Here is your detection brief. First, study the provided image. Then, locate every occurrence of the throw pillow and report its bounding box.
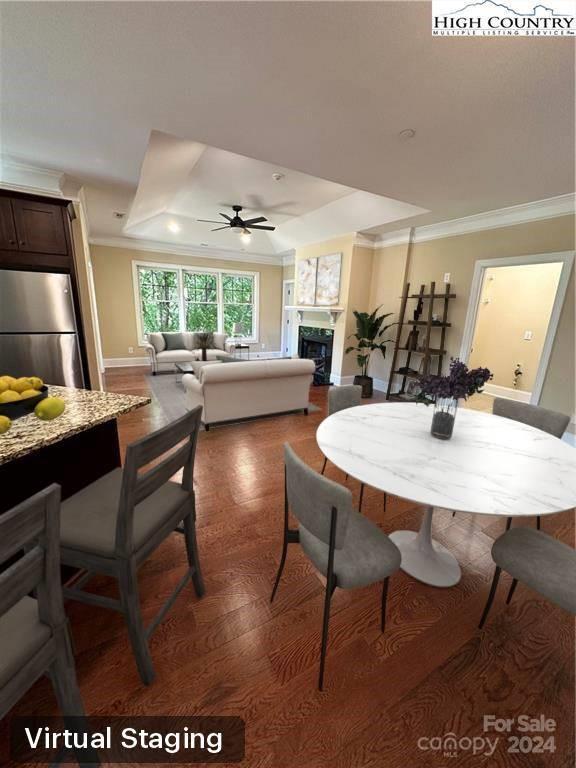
[162,332,186,351]
[147,332,165,353]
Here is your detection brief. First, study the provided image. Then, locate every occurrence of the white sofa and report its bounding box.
[182,358,315,428]
[144,332,234,374]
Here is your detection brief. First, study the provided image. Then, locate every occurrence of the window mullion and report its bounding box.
[217,273,224,334]
[178,268,186,332]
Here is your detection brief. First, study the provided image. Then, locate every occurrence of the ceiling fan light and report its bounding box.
[232,226,243,234]
[240,230,252,244]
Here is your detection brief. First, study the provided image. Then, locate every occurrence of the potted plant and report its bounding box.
[419,359,492,440]
[345,307,394,398]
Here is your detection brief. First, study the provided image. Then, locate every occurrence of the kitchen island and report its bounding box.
[0,386,150,513]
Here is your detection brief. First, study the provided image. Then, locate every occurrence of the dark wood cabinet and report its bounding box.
[0,197,17,249]
[11,198,68,254]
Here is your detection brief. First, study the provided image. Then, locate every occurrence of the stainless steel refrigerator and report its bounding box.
[0,269,85,387]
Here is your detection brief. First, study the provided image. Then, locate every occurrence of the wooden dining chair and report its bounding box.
[479,527,576,629]
[321,385,387,513]
[0,485,98,765]
[272,444,401,690]
[60,408,204,686]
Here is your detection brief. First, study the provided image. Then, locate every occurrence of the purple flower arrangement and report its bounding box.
[419,359,492,403]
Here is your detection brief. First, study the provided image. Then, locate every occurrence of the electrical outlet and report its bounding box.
[443,273,451,283]
[128,346,134,354]
[523,331,533,341]
[261,343,266,350]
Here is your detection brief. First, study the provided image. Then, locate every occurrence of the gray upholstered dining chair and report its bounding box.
[0,485,98,764]
[321,385,387,513]
[271,444,401,690]
[493,398,570,531]
[479,527,576,629]
[60,407,204,686]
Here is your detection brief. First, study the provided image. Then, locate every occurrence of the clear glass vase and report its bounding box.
[431,397,458,440]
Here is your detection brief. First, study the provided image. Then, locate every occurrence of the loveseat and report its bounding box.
[182,358,315,428]
[144,332,234,374]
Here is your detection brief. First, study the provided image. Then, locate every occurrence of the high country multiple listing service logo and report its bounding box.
[432,0,576,35]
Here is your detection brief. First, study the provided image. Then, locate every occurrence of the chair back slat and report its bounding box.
[0,485,64,628]
[284,444,352,549]
[328,385,362,416]
[115,407,202,556]
[133,443,191,506]
[493,399,570,438]
[0,548,44,617]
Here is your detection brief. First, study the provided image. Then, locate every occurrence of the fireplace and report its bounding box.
[298,326,334,385]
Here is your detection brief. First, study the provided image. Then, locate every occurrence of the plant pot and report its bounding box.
[353,375,373,399]
[431,397,458,440]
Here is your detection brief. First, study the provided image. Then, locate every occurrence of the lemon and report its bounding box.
[0,376,16,389]
[0,379,9,394]
[0,415,11,434]
[11,377,33,394]
[20,388,41,399]
[35,396,65,420]
[0,390,21,403]
[29,376,44,390]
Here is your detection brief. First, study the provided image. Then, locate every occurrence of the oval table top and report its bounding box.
[316,402,576,518]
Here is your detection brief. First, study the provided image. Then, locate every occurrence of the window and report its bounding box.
[137,267,180,335]
[184,271,218,332]
[134,262,258,342]
[223,274,254,336]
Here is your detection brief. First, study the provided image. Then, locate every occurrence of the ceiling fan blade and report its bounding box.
[198,219,227,224]
[211,226,231,232]
[241,216,267,226]
[248,225,276,231]
[219,213,233,221]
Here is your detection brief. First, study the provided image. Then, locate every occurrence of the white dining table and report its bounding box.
[316,402,576,588]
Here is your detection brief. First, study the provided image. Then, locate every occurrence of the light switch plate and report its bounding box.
[523,331,533,341]
[443,273,450,283]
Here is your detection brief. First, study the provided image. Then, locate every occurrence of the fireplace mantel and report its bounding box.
[285,306,344,327]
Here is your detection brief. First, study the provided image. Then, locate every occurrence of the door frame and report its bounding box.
[281,279,295,357]
[459,250,574,405]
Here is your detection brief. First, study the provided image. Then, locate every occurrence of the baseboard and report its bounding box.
[329,373,356,385]
[104,356,149,368]
[483,383,531,403]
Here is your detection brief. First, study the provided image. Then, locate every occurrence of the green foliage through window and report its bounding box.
[137,266,256,338]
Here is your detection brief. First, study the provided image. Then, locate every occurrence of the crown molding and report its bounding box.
[281,250,295,266]
[89,236,284,266]
[353,233,378,249]
[0,156,68,198]
[373,194,576,248]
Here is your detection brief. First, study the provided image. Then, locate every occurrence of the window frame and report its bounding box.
[132,260,260,345]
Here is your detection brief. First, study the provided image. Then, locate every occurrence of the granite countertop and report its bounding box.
[0,386,150,465]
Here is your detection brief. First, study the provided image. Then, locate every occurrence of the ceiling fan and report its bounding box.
[197,205,276,235]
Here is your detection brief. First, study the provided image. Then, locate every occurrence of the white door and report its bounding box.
[281,280,295,357]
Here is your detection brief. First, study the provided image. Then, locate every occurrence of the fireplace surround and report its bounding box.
[298,326,333,385]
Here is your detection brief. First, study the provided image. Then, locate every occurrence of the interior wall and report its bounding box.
[369,214,575,416]
[469,262,563,392]
[90,245,283,360]
[341,245,375,377]
[294,234,355,378]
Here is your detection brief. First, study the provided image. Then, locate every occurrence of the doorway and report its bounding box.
[460,252,573,405]
[281,279,296,357]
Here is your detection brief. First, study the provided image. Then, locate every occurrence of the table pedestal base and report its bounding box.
[390,507,461,587]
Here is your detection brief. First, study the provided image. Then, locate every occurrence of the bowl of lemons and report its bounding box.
[0,376,66,434]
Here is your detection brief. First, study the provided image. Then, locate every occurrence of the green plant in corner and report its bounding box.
[345,307,394,398]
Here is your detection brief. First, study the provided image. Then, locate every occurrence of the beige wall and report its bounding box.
[469,263,563,392]
[369,214,575,415]
[295,235,355,378]
[90,245,283,359]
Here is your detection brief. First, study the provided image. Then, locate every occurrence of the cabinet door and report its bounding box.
[0,198,17,249]
[12,198,68,254]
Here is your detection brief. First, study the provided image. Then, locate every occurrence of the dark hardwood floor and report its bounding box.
[3,367,574,767]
